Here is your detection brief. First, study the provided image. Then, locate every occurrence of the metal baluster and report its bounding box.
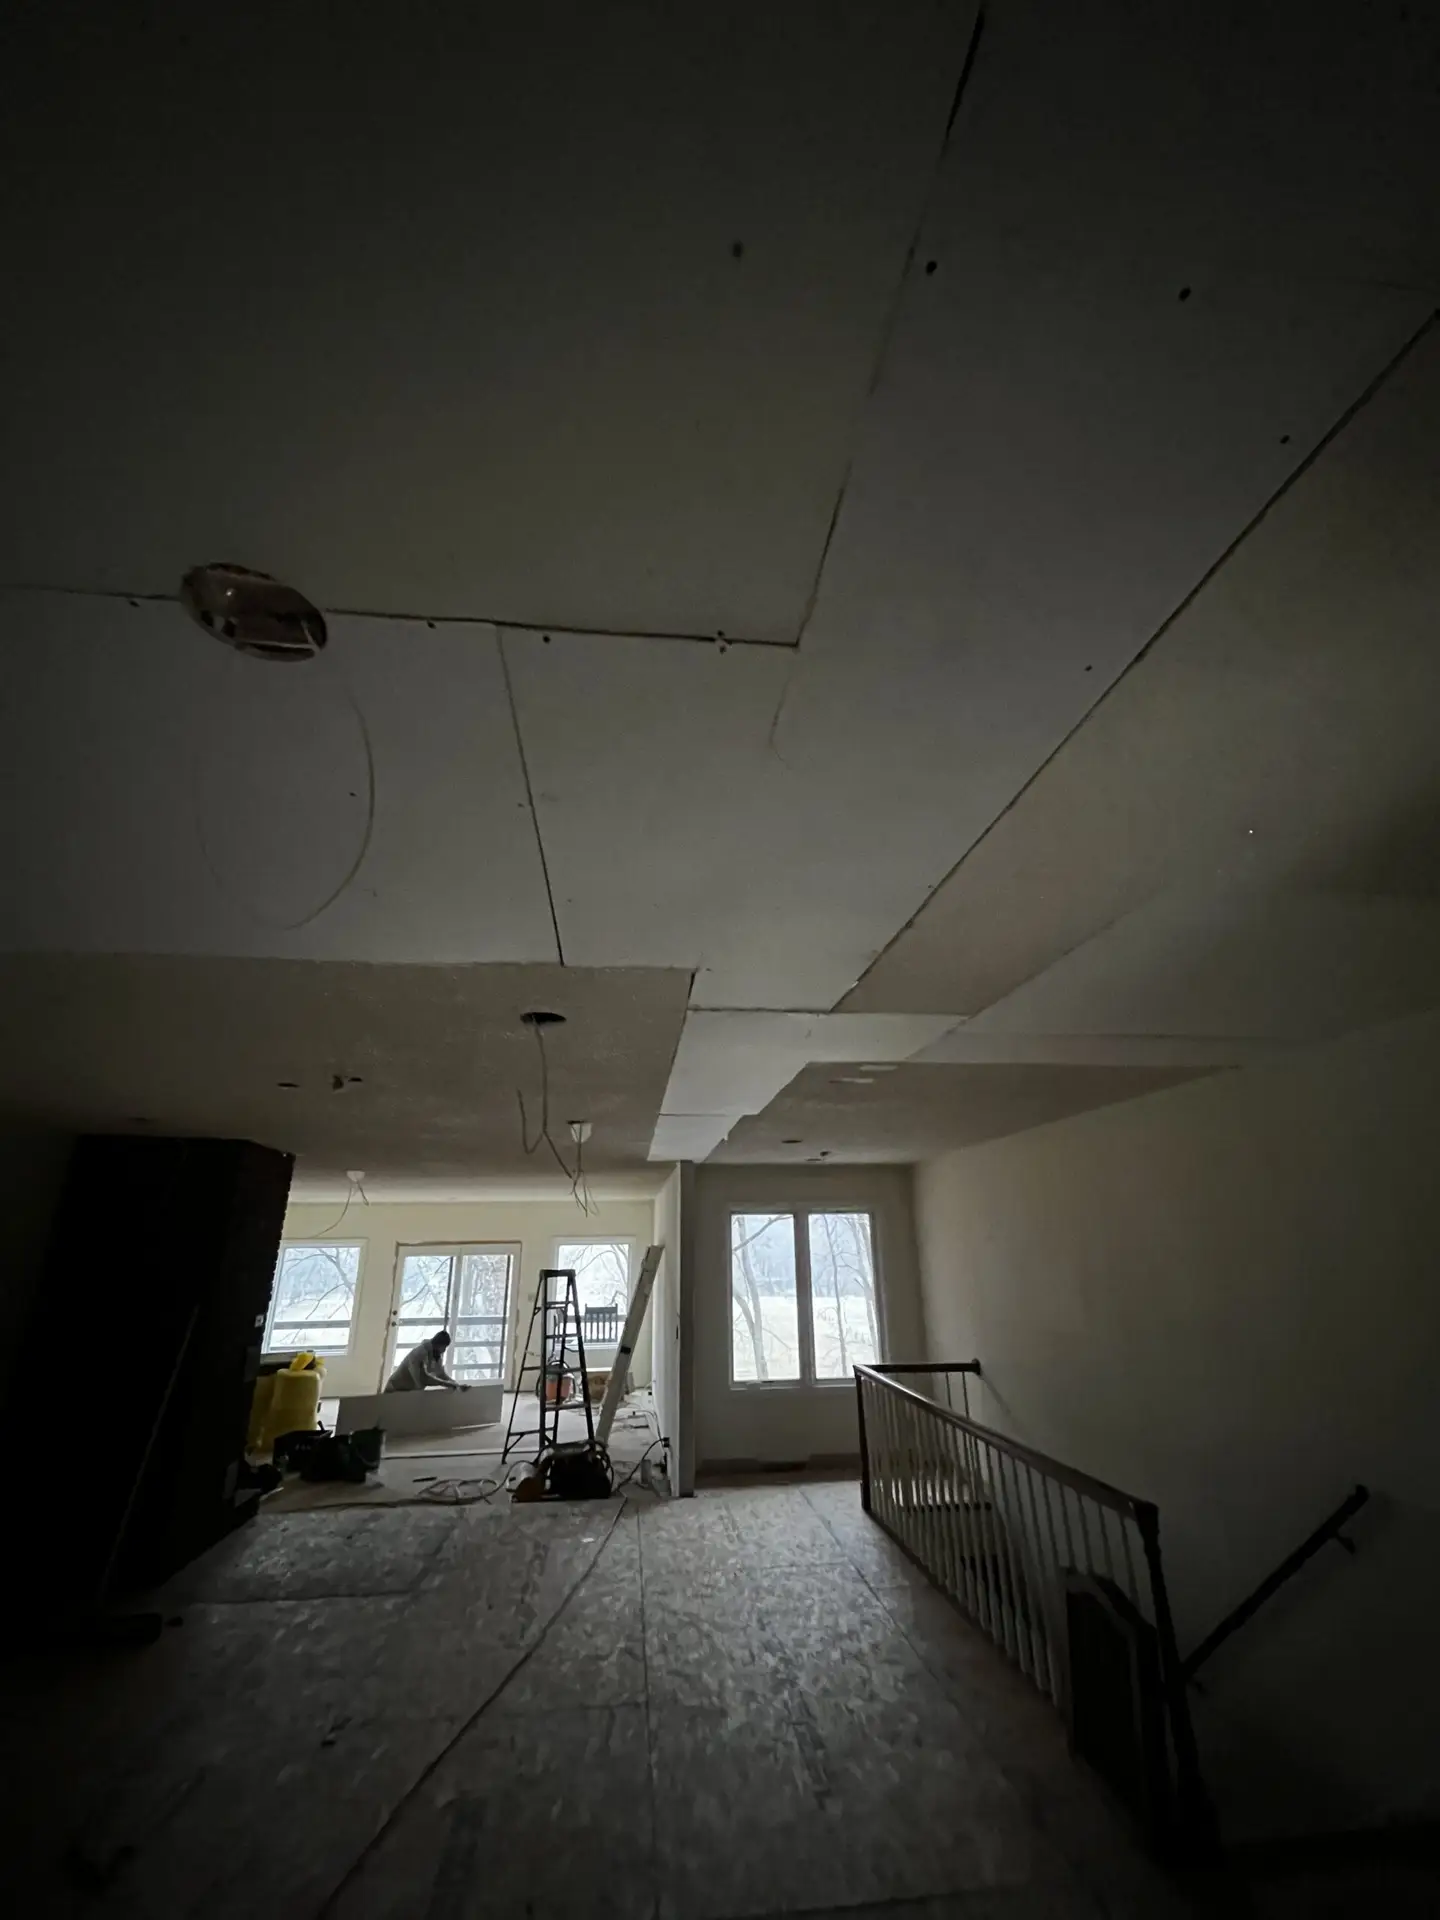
[988,1444,1023,1670]
[1105,1497,1128,1589]
[1074,1488,1099,1584]
[1118,1506,1145,1618]
[960,1425,988,1636]
[996,1449,1038,1681]
[1034,1470,1070,1706]
[1021,1462,1057,1701]
[940,1422,965,1607]
[950,1421,982,1628]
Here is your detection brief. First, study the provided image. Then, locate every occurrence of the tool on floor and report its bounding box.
[503,1267,613,1499]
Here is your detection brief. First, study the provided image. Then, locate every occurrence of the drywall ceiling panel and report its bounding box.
[842,325,1440,1017]
[648,1009,959,1160]
[793,1,1437,1000]
[0,956,692,1183]
[966,886,1440,1045]
[711,1061,1213,1165]
[0,2,972,641]
[910,1031,1285,1070]
[506,631,975,1009]
[0,595,556,961]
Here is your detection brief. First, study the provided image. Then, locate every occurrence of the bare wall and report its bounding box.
[281,1196,657,1399]
[912,1008,1440,1841]
[692,1163,922,1471]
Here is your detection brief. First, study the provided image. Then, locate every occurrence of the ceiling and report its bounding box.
[711,1062,1213,1165]
[1,2,1438,1182]
[0,958,690,1186]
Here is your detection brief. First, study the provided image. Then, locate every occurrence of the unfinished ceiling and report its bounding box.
[711,1062,1214,1165]
[0,958,690,1185]
[1,1,1438,1175]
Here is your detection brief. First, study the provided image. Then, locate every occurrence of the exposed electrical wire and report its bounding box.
[515,1016,596,1215]
[612,1438,666,1491]
[190,617,378,931]
[309,1171,365,1236]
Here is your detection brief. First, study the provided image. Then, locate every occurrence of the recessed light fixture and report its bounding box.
[181,562,326,662]
[830,1075,874,1086]
[861,1064,899,1074]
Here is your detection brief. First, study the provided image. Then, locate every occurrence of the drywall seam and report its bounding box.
[496,631,564,965]
[840,303,1440,1008]
[0,582,786,651]
[767,4,987,751]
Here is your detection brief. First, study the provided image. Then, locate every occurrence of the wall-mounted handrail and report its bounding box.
[1182,1484,1370,1682]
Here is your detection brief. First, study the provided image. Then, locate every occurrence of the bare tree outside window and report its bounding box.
[265,1243,362,1354]
[808,1211,879,1377]
[729,1213,800,1382]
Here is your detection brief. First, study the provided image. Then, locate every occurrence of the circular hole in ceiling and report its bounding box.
[181,563,326,662]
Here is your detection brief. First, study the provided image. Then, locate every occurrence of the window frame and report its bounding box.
[264,1239,366,1359]
[726,1205,883,1392]
[548,1236,637,1349]
[386,1241,520,1385]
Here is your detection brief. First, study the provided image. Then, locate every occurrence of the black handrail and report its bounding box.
[1182,1484,1370,1682]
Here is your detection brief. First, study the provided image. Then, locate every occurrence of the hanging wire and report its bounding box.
[516,1017,596,1216]
[190,614,377,932]
[310,1172,364,1236]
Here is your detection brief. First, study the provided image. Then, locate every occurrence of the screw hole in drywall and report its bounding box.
[1280,434,1291,444]
[731,240,745,259]
[924,259,938,275]
[1178,286,1192,301]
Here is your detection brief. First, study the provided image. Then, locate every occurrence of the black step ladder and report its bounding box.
[502,1268,595,1463]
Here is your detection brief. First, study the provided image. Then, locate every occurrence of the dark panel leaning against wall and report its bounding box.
[2,1135,294,1626]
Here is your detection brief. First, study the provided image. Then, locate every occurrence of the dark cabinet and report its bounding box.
[4,1135,293,1614]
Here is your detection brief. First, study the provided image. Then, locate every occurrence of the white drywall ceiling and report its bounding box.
[0,597,557,962]
[506,2,1436,1019]
[650,1011,958,1163]
[843,326,1440,1030]
[0,1,970,641]
[0,956,691,1185]
[964,886,1440,1046]
[2,3,1438,1173]
[711,1061,1214,1164]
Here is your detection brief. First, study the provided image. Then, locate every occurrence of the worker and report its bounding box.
[384,1329,469,1394]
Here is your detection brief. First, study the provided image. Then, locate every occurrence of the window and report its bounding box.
[265,1243,363,1356]
[554,1240,633,1348]
[388,1245,515,1382]
[729,1209,881,1386]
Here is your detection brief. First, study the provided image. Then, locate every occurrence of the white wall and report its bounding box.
[279,1195,657,1400]
[651,1167,682,1469]
[692,1164,923,1472]
[912,1007,1440,1842]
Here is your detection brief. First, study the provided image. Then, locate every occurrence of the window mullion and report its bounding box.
[794,1208,816,1385]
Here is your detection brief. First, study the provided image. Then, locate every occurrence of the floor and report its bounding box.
[269,1393,665,1511]
[2,1480,1429,1919]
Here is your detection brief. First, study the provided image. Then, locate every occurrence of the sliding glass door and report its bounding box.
[387,1244,517,1383]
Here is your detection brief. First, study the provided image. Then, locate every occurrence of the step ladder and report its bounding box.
[502,1268,594,1463]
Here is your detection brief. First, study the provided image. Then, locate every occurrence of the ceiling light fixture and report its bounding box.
[181,562,327,661]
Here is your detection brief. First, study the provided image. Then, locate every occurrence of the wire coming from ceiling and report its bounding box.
[310,1169,369,1236]
[516,1013,596,1216]
[188,606,378,931]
